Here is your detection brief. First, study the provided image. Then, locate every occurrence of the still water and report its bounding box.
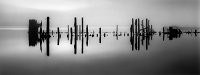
[0,30,199,75]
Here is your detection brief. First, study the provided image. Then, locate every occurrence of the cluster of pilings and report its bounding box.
[56,17,87,54]
[28,19,42,46]
[28,17,200,56]
[160,27,182,41]
[129,18,156,50]
[28,17,158,56]
[159,26,200,41]
[28,17,51,56]
[29,17,200,56]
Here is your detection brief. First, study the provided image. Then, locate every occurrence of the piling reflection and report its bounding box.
[28,17,199,56]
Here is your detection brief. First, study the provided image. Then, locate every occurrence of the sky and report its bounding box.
[0,0,199,31]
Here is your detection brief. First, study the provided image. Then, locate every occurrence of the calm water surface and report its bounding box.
[0,30,199,75]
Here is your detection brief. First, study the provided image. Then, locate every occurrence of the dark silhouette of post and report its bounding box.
[57,27,60,45]
[138,18,140,50]
[130,18,134,51]
[70,27,73,44]
[99,27,102,43]
[135,19,138,35]
[150,25,153,40]
[141,20,144,45]
[145,18,148,50]
[81,17,84,54]
[74,17,77,54]
[132,18,134,50]
[86,25,89,46]
[116,25,118,40]
[163,27,165,41]
[146,19,148,35]
[135,19,138,50]
[147,20,150,46]
[130,23,132,42]
[67,25,69,40]
[46,17,50,56]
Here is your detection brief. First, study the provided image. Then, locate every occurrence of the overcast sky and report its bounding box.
[0,0,199,31]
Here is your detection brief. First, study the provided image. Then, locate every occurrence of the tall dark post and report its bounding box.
[67,25,69,40]
[138,18,140,35]
[47,17,50,36]
[116,25,118,40]
[150,25,153,40]
[141,20,144,45]
[130,25,133,50]
[130,18,134,51]
[146,19,148,35]
[145,18,148,50]
[135,19,138,50]
[135,19,137,35]
[57,27,60,45]
[86,25,88,46]
[81,17,84,54]
[74,17,77,54]
[70,27,73,44]
[46,17,50,56]
[99,27,102,43]
[147,20,150,46]
[133,19,134,36]
[132,18,134,50]
[138,18,140,50]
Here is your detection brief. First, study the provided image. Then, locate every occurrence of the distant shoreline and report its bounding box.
[0,28,28,30]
